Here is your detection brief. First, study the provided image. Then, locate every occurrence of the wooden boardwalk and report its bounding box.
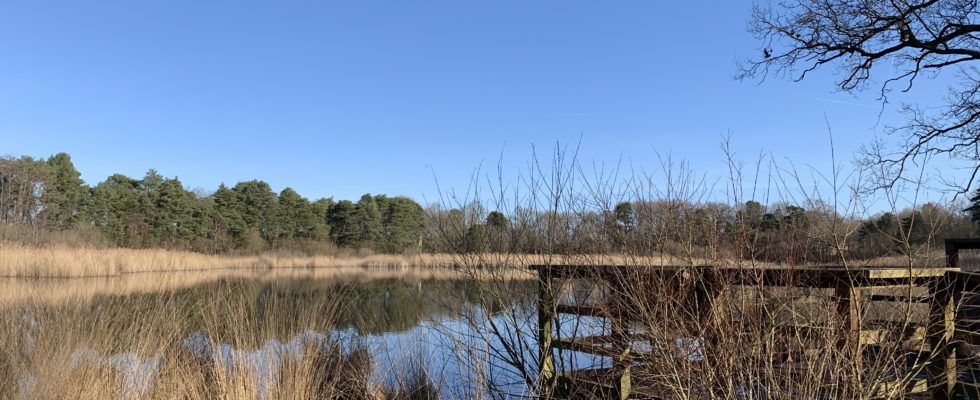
[533,238,980,399]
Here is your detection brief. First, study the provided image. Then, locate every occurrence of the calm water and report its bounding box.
[0,269,581,399]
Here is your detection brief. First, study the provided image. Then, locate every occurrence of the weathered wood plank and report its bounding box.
[529,265,957,288]
[555,303,610,317]
[873,377,929,397]
[859,326,926,346]
[553,335,619,356]
[928,276,958,400]
[836,280,862,384]
[608,272,632,400]
[533,261,971,399]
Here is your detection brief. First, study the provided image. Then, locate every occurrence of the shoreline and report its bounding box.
[0,241,952,279]
[0,242,697,278]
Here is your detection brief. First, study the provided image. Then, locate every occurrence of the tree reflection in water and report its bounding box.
[0,272,537,398]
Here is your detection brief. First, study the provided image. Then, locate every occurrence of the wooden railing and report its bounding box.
[533,238,980,400]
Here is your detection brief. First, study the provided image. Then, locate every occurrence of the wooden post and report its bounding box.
[538,266,556,395]
[608,272,631,400]
[946,240,960,269]
[928,275,957,400]
[835,277,862,385]
[945,238,980,268]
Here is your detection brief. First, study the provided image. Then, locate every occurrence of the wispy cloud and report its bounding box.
[813,97,878,108]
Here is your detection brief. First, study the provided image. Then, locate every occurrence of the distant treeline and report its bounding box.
[1,152,979,261]
[441,198,978,262]
[0,153,425,253]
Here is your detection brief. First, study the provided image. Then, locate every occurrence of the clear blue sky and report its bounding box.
[0,1,961,206]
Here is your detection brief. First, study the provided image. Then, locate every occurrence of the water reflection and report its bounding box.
[0,270,537,399]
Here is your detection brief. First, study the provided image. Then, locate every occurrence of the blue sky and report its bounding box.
[0,1,962,206]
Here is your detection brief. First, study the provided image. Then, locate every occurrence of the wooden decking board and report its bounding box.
[553,335,647,359]
[536,240,980,399]
[872,377,929,397]
[867,293,932,303]
[556,303,612,317]
[860,326,927,346]
[531,264,957,289]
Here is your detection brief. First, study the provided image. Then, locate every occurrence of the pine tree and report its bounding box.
[89,174,143,246]
[275,188,324,241]
[741,201,765,229]
[379,196,425,252]
[310,198,334,240]
[232,180,278,242]
[328,200,359,247]
[43,153,87,229]
[614,202,636,231]
[464,224,490,253]
[213,184,249,249]
[353,194,382,248]
[186,196,217,250]
[901,210,930,246]
[150,178,193,246]
[967,189,980,235]
[486,211,509,230]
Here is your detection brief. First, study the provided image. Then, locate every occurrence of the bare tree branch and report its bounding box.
[739,0,980,193]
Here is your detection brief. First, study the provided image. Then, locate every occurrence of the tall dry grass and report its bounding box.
[0,275,442,400]
[0,242,722,278]
[0,242,453,277]
[425,140,976,399]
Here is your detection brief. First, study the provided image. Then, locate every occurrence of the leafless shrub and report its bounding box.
[433,138,971,398]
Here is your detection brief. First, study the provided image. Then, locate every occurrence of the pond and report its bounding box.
[0,268,584,399]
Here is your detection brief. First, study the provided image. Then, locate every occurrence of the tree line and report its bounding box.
[2,152,979,261]
[0,153,425,254]
[422,197,980,263]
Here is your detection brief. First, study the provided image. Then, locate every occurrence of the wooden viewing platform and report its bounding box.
[533,238,980,400]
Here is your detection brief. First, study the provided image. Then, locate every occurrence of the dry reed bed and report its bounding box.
[0,275,413,400]
[0,242,708,278]
[0,243,455,277]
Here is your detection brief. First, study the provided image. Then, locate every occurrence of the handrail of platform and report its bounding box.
[534,238,980,399]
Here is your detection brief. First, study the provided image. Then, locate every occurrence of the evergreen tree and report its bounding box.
[783,206,809,230]
[308,197,333,240]
[353,194,382,248]
[378,196,425,253]
[43,153,87,228]
[275,188,326,241]
[485,210,510,252]
[328,200,359,247]
[142,169,165,193]
[741,201,765,229]
[89,174,144,246]
[614,202,636,231]
[968,189,980,235]
[464,224,490,253]
[213,183,249,249]
[901,210,930,246]
[311,198,334,235]
[149,178,194,246]
[186,195,218,250]
[761,213,781,230]
[232,180,278,241]
[274,188,302,241]
[486,211,509,230]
